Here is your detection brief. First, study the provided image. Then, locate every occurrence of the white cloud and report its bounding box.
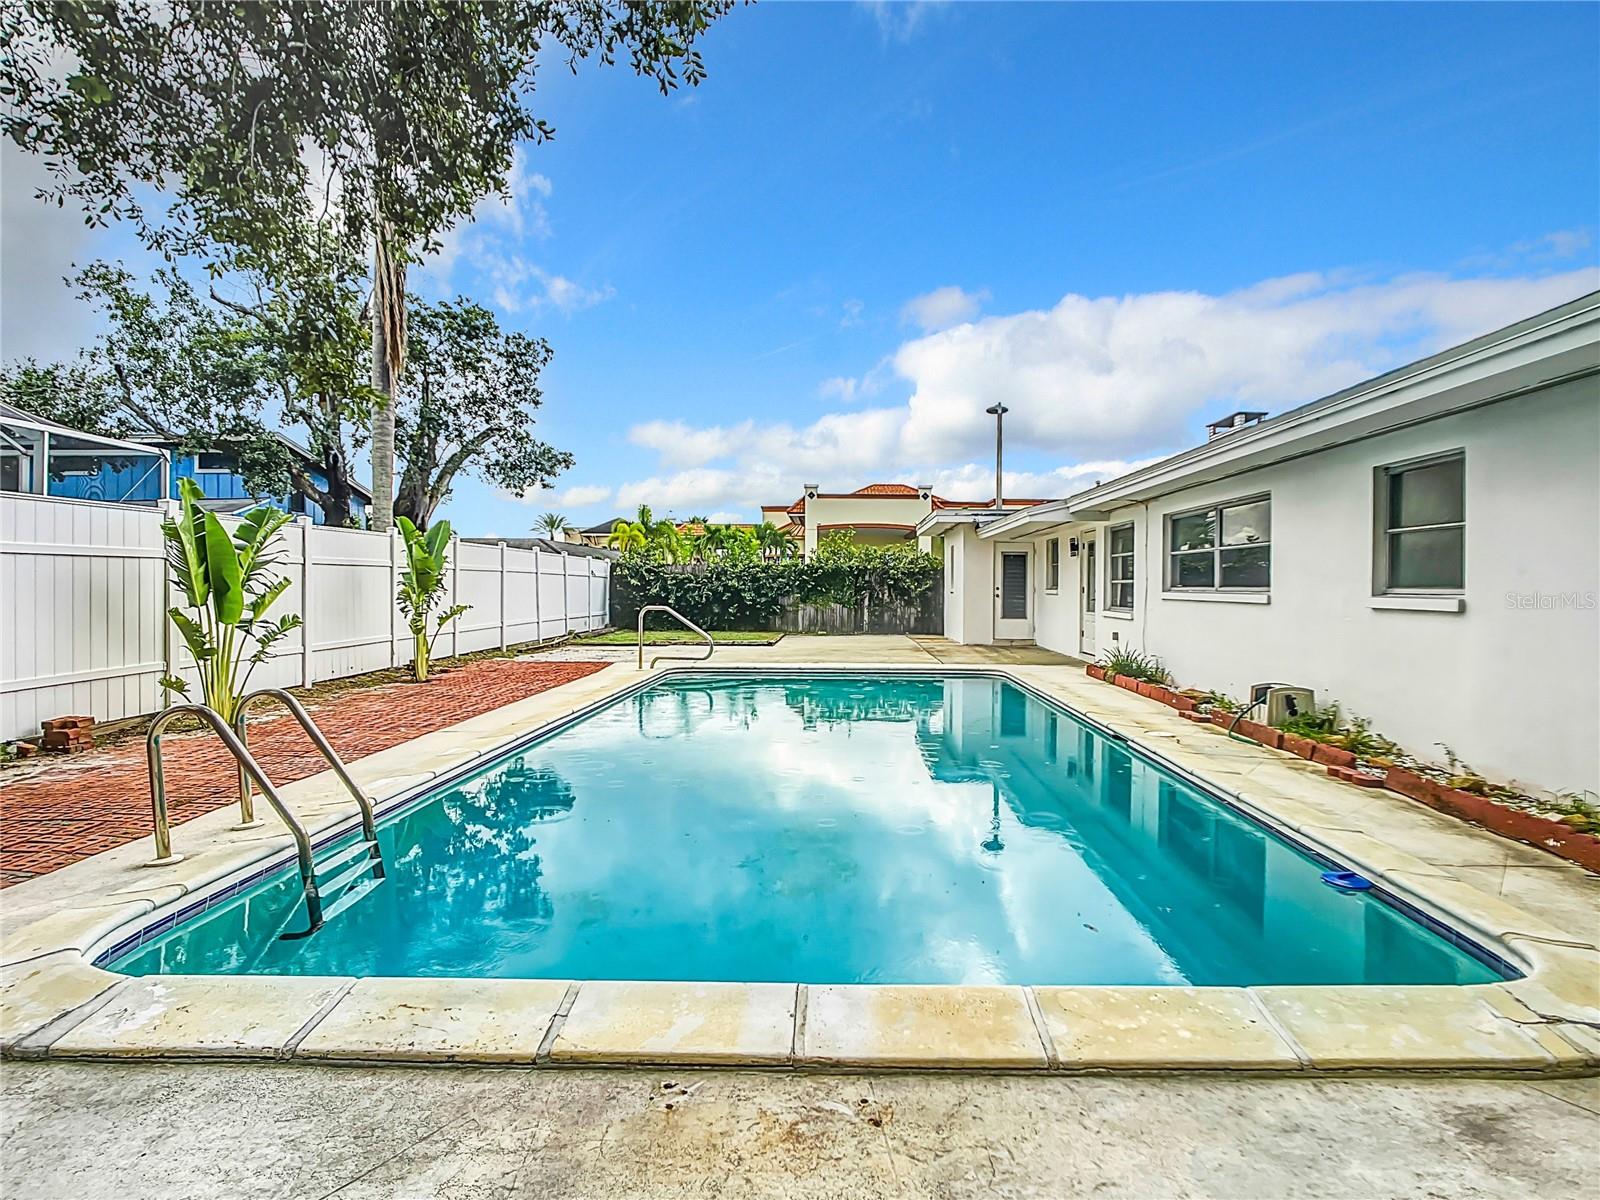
[1511,229,1591,261]
[840,297,865,328]
[414,151,610,314]
[559,484,612,507]
[606,262,1598,519]
[900,285,988,333]
[507,482,614,509]
[892,267,1598,462]
[862,0,945,42]
[483,255,613,315]
[629,419,754,468]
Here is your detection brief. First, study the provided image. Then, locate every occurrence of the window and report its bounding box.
[1378,452,1464,592]
[47,454,99,477]
[195,450,238,473]
[1167,496,1270,590]
[1108,523,1134,609]
[1045,538,1060,592]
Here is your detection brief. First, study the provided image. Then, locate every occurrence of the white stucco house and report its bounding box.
[922,290,1600,794]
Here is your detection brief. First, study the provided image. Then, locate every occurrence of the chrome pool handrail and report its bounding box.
[234,687,380,845]
[637,604,715,670]
[143,702,325,932]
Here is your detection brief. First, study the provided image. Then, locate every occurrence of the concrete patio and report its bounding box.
[4,1060,1597,1199]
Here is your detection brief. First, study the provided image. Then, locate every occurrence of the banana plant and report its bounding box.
[396,516,470,682]
[159,477,303,722]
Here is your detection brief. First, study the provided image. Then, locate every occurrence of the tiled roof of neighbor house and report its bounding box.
[582,518,627,534]
[851,482,920,495]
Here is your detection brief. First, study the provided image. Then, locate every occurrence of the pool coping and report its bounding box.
[2,660,1596,1076]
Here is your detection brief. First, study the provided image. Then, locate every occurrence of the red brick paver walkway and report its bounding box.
[0,659,608,887]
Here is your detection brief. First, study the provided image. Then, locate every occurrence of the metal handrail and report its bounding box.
[234,688,381,847]
[144,703,325,931]
[637,604,715,670]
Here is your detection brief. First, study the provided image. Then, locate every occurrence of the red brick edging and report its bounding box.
[1084,663,1600,873]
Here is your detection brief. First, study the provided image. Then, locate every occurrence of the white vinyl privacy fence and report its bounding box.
[0,493,609,741]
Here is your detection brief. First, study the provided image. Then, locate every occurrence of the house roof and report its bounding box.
[851,482,920,496]
[581,518,628,534]
[464,537,620,559]
[126,429,373,501]
[972,287,1600,542]
[0,401,174,461]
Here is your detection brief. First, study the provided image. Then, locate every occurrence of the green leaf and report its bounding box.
[158,674,190,696]
[66,73,112,103]
[203,512,245,624]
[249,575,292,620]
[168,608,215,661]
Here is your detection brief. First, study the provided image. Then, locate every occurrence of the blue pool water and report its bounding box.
[111,675,1505,986]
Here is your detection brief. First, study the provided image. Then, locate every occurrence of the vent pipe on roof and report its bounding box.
[1206,411,1268,441]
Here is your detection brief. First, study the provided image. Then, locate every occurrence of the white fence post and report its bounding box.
[562,551,571,636]
[299,517,314,688]
[446,534,459,659]
[498,540,508,652]
[532,547,543,643]
[388,527,401,668]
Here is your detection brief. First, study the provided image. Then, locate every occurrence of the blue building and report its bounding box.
[0,404,370,525]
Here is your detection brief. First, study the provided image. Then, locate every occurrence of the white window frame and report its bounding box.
[1374,449,1465,595]
[193,450,238,474]
[1164,493,1271,594]
[1045,537,1060,593]
[1107,522,1135,611]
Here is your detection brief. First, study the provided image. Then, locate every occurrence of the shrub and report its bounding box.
[611,531,941,630]
[1097,646,1170,685]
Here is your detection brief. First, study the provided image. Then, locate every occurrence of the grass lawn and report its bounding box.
[575,629,781,645]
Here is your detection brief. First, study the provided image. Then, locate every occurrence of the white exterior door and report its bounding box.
[1078,536,1097,657]
[994,546,1034,640]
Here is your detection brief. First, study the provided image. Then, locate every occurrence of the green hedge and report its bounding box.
[611,535,941,630]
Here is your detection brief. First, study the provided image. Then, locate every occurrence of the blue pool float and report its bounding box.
[1321,870,1373,891]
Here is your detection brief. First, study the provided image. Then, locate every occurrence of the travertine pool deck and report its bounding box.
[2,638,1596,1075]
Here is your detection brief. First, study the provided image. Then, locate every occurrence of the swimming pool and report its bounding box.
[109,673,1506,987]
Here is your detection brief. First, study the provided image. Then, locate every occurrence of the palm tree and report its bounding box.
[535,512,573,540]
[756,521,797,561]
[606,519,648,555]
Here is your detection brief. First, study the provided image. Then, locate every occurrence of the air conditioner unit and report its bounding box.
[1250,682,1315,727]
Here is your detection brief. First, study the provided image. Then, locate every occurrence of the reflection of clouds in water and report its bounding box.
[116,676,1502,988]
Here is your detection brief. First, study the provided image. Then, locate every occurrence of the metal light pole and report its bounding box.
[985,402,1009,507]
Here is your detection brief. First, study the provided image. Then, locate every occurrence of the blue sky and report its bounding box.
[3,2,1597,533]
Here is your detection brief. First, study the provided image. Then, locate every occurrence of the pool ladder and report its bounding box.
[637,604,715,669]
[144,688,385,940]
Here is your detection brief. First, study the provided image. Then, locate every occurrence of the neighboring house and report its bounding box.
[578,518,628,548]
[1,402,172,500]
[774,482,1045,557]
[923,291,1600,793]
[5,415,371,525]
[465,537,619,560]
